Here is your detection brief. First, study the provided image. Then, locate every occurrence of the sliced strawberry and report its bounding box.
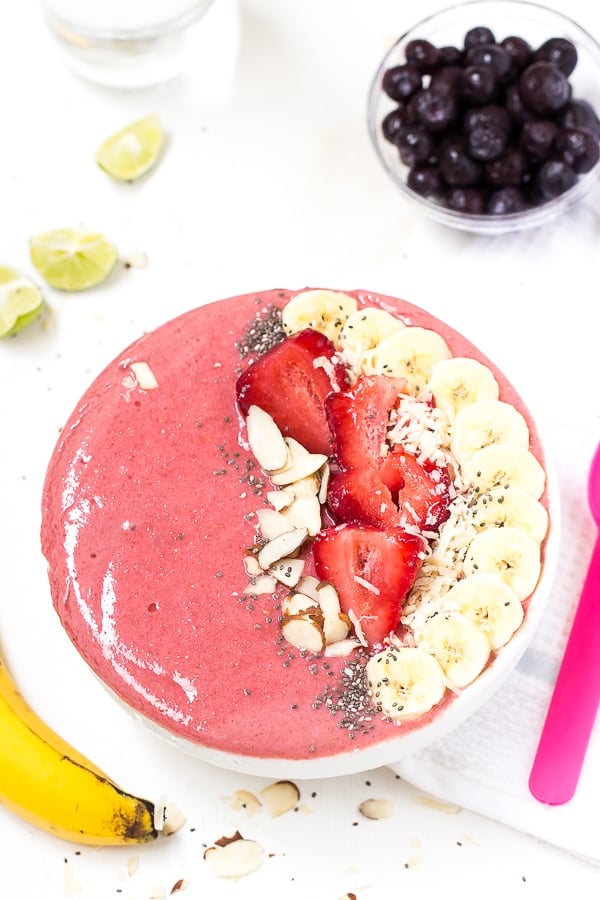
[380,447,451,531]
[236,329,347,455]
[327,467,398,528]
[326,374,404,470]
[313,524,425,648]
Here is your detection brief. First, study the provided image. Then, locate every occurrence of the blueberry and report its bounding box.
[464,26,495,49]
[484,146,529,187]
[412,87,458,132]
[558,99,600,139]
[429,65,463,95]
[487,186,527,214]
[520,120,559,164]
[467,122,508,161]
[554,127,600,173]
[531,159,577,201]
[405,38,441,72]
[396,124,436,166]
[439,45,464,66]
[407,165,443,196]
[505,83,535,124]
[464,104,512,137]
[459,65,498,104]
[439,136,482,186]
[500,35,532,71]
[382,64,422,101]
[533,37,578,77]
[445,187,487,213]
[381,106,410,143]
[465,43,513,84]
[519,61,571,115]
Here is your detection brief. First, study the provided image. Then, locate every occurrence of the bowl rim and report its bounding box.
[366,0,600,233]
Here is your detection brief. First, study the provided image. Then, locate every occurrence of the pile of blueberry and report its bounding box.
[380,25,600,215]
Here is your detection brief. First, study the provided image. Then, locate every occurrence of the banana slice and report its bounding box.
[460,444,546,500]
[365,646,446,721]
[339,307,404,369]
[417,612,491,689]
[473,485,549,543]
[445,572,524,650]
[463,526,541,601]
[281,289,358,346]
[450,400,530,465]
[369,326,452,395]
[428,357,500,421]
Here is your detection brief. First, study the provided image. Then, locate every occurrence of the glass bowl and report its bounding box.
[367,0,600,234]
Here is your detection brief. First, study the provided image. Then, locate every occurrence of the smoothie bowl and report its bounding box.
[41,288,557,778]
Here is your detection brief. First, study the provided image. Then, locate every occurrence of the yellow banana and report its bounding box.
[0,654,159,846]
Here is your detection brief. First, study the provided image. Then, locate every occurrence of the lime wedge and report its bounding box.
[29,229,117,291]
[95,115,164,182]
[0,266,44,337]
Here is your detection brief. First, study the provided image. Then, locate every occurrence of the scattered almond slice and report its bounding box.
[204,835,264,879]
[295,575,322,603]
[289,473,320,498]
[243,575,278,596]
[246,405,288,472]
[324,612,351,645]
[269,557,305,587]
[229,790,262,816]
[256,507,295,541]
[282,592,319,616]
[243,554,262,577]
[257,528,308,570]
[281,614,325,653]
[359,798,393,820]
[281,494,322,536]
[316,582,341,617]
[266,489,295,511]
[324,638,362,657]
[161,802,187,836]
[259,780,300,818]
[169,879,188,895]
[270,439,328,485]
[130,361,159,390]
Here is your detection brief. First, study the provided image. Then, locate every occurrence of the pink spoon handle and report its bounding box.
[529,532,600,804]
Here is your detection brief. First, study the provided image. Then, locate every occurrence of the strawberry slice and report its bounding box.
[313,524,425,647]
[236,329,347,455]
[380,447,451,531]
[326,374,405,470]
[327,467,398,528]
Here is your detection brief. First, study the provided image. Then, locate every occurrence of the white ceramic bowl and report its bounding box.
[367,0,600,234]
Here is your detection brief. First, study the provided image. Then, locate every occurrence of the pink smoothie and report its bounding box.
[41,288,549,764]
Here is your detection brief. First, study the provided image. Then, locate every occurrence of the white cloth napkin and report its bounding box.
[390,422,600,865]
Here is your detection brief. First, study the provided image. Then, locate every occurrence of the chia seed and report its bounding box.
[235,305,286,359]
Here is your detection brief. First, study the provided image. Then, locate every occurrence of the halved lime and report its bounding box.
[29,229,117,292]
[95,115,164,182]
[0,266,45,337]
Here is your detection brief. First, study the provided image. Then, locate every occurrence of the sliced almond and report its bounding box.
[281,614,325,653]
[324,612,351,645]
[243,575,277,596]
[295,575,322,603]
[318,462,330,504]
[256,508,295,542]
[229,790,262,816]
[283,591,319,616]
[130,361,159,390]
[269,557,305,587]
[281,495,322,536]
[316,582,341,617]
[257,528,308,570]
[246,405,288,472]
[161,803,187,836]
[324,638,361,657]
[266,489,295,511]
[259,780,300,818]
[290,473,320,498]
[204,838,264,879]
[243,554,262,577]
[358,798,393,820]
[270,439,328,486]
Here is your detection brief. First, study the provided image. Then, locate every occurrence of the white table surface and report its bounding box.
[2,0,600,896]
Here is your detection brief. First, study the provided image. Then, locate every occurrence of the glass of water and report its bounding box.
[41,0,218,88]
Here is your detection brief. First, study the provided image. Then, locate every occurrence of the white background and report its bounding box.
[1,0,600,896]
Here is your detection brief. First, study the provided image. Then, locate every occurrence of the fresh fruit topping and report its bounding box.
[473,485,549,543]
[29,228,117,291]
[339,307,405,369]
[366,645,446,720]
[368,326,451,394]
[95,115,164,182]
[463,525,541,601]
[236,329,347,455]
[443,572,524,650]
[327,467,397,528]
[379,447,451,530]
[313,525,425,647]
[326,374,404,470]
[428,356,500,421]
[417,612,491,689]
[0,266,44,338]
[450,398,530,465]
[460,444,546,498]
[281,289,358,346]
